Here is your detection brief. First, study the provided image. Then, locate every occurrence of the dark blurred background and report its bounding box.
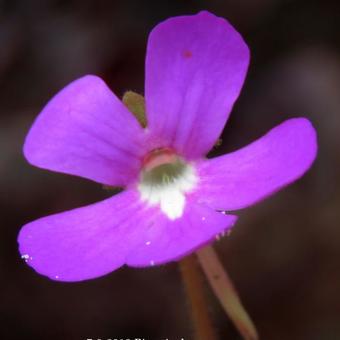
[1,1,339,339]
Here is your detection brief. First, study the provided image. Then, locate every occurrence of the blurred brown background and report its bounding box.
[1,0,339,339]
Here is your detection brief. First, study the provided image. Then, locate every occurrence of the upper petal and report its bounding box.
[145,11,249,158]
[193,118,317,211]
[24,75,147,186]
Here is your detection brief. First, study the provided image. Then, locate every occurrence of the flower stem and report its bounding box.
[196,245,259,340]
[179,254,217,340]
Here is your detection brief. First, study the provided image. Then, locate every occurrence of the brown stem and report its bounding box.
[179,254,218,340]
[196,245,259,340]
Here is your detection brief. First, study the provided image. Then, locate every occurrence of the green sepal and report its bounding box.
[102,185,123,194]
[122,91,147,128]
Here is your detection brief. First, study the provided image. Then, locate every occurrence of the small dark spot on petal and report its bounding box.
[182,50,193,58]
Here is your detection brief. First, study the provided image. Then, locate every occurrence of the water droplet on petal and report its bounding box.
[55,275,59,279]
[150,260,155,266]
[201,216,206,221]
[21,254,30,262]
[145,241,151,246]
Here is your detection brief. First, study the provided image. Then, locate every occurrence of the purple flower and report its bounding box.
[18,11,317,282]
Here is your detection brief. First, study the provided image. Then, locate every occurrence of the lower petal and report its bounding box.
[126,198,237,267]
[18,190,236,281]
[18,190,144,282]
[193,118,317,211]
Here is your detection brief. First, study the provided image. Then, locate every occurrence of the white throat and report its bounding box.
[138,150,197,220]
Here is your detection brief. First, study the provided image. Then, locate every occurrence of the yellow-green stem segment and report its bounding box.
[179,255,217,340]
[196,245,259,340]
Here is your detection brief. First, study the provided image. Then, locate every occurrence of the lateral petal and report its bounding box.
[193,118,317,210]
[24,75,147,186]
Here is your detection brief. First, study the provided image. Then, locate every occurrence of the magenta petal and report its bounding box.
[18,190,147,282]
[145,11,249,158]
[24,75,147,186]
[193,118,317,211]
[18,189,236,281]
[126,199,237,267]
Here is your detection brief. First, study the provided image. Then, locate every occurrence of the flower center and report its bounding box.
[138,148,197,220]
